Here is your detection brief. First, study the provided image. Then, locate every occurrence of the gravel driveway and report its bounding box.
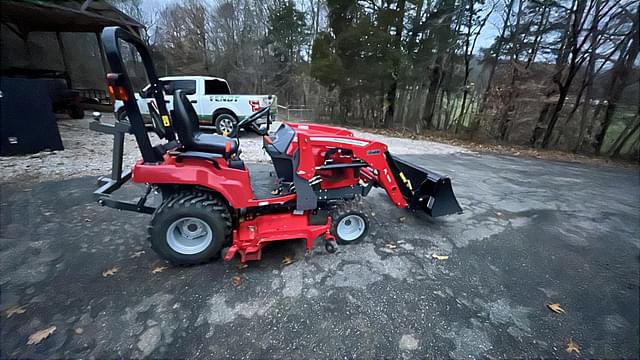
[1,116,638,358]
[0,114,467,183]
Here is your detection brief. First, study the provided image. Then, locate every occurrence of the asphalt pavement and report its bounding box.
[1,152,638,358]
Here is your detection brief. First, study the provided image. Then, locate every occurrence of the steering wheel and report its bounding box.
[237,107,271,136]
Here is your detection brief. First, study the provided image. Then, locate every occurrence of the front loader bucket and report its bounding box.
[386,153,462,217]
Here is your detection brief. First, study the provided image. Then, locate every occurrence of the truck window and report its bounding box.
[205,79,231,95]
[162,80,196,95]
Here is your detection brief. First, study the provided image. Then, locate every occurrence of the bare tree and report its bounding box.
[455,0,495,133]
[594,10,639,154]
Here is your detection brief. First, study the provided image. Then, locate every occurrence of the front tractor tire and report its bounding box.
[148,191,231,266]
[330,204,369,245]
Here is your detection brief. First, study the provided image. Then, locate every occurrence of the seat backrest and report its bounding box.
[172,89,200,148]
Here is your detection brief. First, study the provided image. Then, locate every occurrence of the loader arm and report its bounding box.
[294,131,462,217]
[295,132,408,208]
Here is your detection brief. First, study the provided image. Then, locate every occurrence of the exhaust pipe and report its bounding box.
[386,153,462,217]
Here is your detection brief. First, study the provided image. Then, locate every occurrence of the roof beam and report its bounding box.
[27,1,139,27]
[80,0,94,12]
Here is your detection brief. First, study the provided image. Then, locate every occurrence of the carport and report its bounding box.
[1,0,143,104]
[0,0,143,155]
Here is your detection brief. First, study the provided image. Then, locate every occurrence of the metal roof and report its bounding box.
[0,0,143,35]
[160,76,228,82]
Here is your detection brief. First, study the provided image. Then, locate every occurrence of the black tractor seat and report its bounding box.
[172,90,239,156]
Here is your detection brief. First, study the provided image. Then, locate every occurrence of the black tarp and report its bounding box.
[1,77,64,156]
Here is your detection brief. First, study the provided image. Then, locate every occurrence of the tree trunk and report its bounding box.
[422,63,443,130]
[609,111,640,158]
[540,85,570,147]
[455,0,474,133]
[525,3,550,69]
[436,88,446,130]
[572,6,600,151]
[539,0,588,148]
[496,0,526,140]
[594,17,639,154]
[444,91,453,130]
[498,62,518,141]
[478,0,514,115]
[384,0,406,129]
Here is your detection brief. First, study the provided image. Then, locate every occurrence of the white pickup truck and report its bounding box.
[114,76,275,136]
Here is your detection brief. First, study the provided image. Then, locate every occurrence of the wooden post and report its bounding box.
[96,31,109,75]
[55,31,72,88]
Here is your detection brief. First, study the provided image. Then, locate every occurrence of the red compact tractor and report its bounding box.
[92,27,461,265]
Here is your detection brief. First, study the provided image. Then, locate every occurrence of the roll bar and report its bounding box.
[101,26,175,163]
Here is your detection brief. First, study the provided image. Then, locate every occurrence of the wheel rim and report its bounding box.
[336,214,366,242]
[166,217,213,255]
[219,117,234,134]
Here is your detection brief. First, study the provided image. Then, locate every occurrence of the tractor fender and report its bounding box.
[131,159,254,209]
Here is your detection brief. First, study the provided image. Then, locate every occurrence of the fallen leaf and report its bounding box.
[74,328,84,335]
[546,303,566,314]
[5,305,27,318]
[566,338,580,354]
[432,254,449,261]
[232,275,242,287]
[384,243,397,250]
[282,256,295,266]
[27,326,56,345]
[237,263,248,270]
[130,250,145,259]
[371,212,376,216]
[398,216,406,223]
[151,266,168,274]
[102,266,120,277]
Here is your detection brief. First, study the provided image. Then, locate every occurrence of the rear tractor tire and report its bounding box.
[330,204,369,245]
[148,190,232,266]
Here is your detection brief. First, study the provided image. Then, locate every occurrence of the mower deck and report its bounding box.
[225,212,335,262]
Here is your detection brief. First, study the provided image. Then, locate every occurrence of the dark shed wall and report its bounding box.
[1,26,105,90]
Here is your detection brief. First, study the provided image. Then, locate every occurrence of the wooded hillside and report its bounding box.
[111,0,639,159]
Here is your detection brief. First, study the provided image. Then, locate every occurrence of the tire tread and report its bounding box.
[147,189,232,265]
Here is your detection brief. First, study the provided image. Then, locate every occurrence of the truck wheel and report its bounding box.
[215,113,238,137]
[330,204,369,245]
[67,105,84,119]
[116,108,128,122]
[148,190,232,265]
